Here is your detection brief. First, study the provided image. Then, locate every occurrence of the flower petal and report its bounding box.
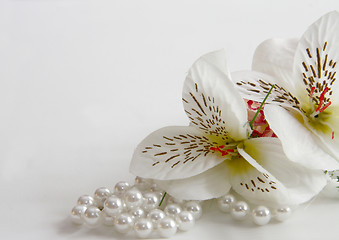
[183,49,249,141]
[264,104,339,170]
[252,38,298,87]
[232,70,303,113]
[155,162,231,200]
[239,138,328,206]
[293,11,339,105]
[129,126,225,180]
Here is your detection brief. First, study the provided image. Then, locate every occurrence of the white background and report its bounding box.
[1,0,339,239]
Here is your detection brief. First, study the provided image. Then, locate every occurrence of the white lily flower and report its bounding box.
[130,50,327,206]
[232,12,339,171]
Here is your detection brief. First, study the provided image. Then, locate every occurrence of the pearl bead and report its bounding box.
[102,213,115,226]
[94,187,111,207]
[252,206,271,225]
[143,192,159,211]
[130,207,146,219]
[231,201,249,221]
[183,201,202,219]
[83,206,102,227]
[114,213,134,234]
[164,204,181,218]
[71,205,87,224]
[77,195,95,206]
[175,211,195,231]
[157,217,177,238]
[274,207,292,222]
[217,194,235,213]
[104,195,123,216]
[114,181,131,196]
[134,218,153,238]
[124,188,144,209]
[147,209,166,227]
[135,176,151,191]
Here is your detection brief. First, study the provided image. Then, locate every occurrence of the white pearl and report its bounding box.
[183,201,202,219]
[134,218,153,238]
[274,207,292,222]
[114,181,131,196]
[217,194,235,213]
[130,207,146,219]
[252,206,271,225]
[231,201,249,221]
[157,217,177,238]
[104,195,123,216]
[143,192,160,211]
[135,176,151,191]
[83,206,102,227]
[147,209,166,227]
[150,183,162,193]
[164,204,181,218]
[124,188,144,210]
[94,187,111,208]
[102,213,115,226]
[71,205,87,224]
[77,195,95,206]
[114,213,134,234]
[175,211,195,231]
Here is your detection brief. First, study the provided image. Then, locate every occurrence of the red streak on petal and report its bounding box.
[310,87,316,98]
[332,131,335,140]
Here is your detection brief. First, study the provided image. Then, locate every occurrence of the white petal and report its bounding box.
[232,70,303,111]
[129,126,225,180]
[252,38,298,88]
[155,162,231,200]
[183,49,249,141]
[239,138,328,206]
[293,11,339,104]
[264,104,339,170]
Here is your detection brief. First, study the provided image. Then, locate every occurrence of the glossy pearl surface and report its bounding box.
[130,207,146,219]
[183,201,202,219]
[217,194,235,213]
[104,195,123,216]
[114,181,130,196]
[114,213,134,233]
[71,205,87,224]
[94,187,111,207]
[83,206,102,226]
[157,217,177,238]
[164,204,181,218]
[147,209,165,227]
[231,201,249,221]
[274,207,292,222]
[77,195,95,206]
[175,211,195,231]
[124,188,144,209]
[142,192,159,211]
[134,218,153,238]
[252,206,271,225]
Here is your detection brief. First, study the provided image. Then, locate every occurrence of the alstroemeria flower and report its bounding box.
[130,50,327,207]
[233,12,339,171]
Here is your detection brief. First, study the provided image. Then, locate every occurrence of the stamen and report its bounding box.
[210,145,236,156]
[318,101,331,113]
[315,87,329,112]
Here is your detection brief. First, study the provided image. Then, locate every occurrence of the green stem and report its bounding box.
[249,84,275,130]
[159,192,167,206]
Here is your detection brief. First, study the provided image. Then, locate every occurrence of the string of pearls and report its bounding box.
[217,194,292,225]
[71,177,293,238]
[70,177,201,238]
